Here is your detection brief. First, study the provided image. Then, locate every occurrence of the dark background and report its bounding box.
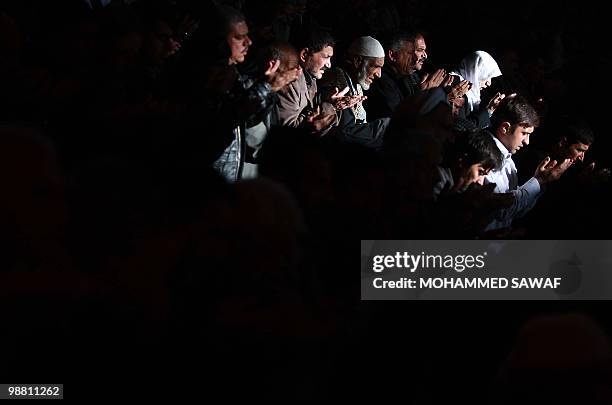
[0,0,610,402]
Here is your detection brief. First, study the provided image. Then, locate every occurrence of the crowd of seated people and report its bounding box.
[1,0,610,401]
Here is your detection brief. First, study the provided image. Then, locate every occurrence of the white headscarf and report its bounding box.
[457,51,502,113]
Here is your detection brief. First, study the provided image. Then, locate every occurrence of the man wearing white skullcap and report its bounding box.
[347,36,386,59]
[346,36,386,92]
[318,35,390,149]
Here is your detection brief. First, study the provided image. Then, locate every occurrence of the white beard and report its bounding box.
[357,62,370,91]
[359,80,370,91]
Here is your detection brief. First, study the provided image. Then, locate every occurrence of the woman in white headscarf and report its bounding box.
[449,50,506,130]
[456,50,502,113]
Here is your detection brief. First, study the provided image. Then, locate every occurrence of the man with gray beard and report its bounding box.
[319,36,390,149]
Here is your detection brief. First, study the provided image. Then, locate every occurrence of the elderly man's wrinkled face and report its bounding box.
[303,46,333,79]
[391,40,415,76]
[357,57,384,90]
[227,21,252,65]
[391,35,427,76]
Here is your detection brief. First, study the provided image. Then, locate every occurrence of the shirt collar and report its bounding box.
[491,134,513,160]
[304,70,315,86]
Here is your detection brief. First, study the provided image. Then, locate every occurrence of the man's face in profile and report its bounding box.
[564,141,590,162]
[413,35,427,71]
[303,46,333,79]
[227,21,252,65]
[459,163,491,191]
[502,124,534,154]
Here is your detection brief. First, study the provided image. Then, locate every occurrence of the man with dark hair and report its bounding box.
[517,121,610,237]
[180,5,264,180]
[433,129,504,199]
[550,121,594,163]
[365,31,449,120]
[277,28,355,135]
[484,95,573,230]
[517,120,596,185]
[141,10,179,70]
[212,38,302,181]
[432,129,515,236]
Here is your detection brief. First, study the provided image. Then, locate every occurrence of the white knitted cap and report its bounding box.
[347,36,385,58]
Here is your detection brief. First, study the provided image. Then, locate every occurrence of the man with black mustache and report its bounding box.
[277,28,362,136]
[366,31,450,120]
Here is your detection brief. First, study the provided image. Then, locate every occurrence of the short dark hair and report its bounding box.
[293,27,335,53]
[214,5,246,36]
[190,4,246,61]
[564,121,595,146]
[446,129,503,171]
[384,30,423,53]
[257,42,298,70]
[491,95,540,130]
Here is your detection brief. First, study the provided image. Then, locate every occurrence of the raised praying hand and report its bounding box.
[306,106,336,132]
[486,92,514,114]
[447,80,470,103]
[534,156,573,185]
[330,86,366,110]
[420,69,447,90]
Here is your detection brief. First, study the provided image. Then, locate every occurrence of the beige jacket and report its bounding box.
[277,73,339,135]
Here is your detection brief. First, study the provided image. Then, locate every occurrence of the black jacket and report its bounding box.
[365,68,421,120]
